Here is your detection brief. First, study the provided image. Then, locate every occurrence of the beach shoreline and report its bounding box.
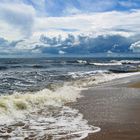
[71,73,140,140]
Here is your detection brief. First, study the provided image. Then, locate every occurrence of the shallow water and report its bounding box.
[0,106,101,140]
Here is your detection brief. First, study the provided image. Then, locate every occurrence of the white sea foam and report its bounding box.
[0,85,101,139]
[0,86,81,124]
[0,106,100,139]
[91,60,140,66]
[69,71,140,87]
[68,70,108,79]
[110,60,140,65]
[93,72,140,84]
[120,60,140,64]
[90,62,122,66]
[77,60,87,64]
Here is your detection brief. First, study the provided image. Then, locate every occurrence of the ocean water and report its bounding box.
[0,57,139,139]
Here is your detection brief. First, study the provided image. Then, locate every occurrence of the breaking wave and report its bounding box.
[0,86,81,123]
[0,85,101,139]
[89,62,122,66]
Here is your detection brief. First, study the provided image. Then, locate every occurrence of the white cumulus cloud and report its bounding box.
[34,10,140,38]
[0,2,35,40]
[0,1,140,42]
[130,41,140,52]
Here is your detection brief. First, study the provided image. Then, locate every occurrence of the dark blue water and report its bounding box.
[0,57,139,94]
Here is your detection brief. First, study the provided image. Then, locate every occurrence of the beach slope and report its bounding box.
[72,74,140,140]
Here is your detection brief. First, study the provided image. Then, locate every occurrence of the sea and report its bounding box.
[0,57,140,140]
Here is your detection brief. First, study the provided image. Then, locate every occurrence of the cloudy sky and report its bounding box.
[0,0,140,55]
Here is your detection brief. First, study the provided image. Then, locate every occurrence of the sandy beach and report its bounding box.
[72,74,140,140]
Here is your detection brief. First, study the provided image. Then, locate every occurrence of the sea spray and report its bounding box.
[0,85,101,139]
[0,86,81,121]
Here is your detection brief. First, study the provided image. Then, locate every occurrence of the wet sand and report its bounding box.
[72,74,140,140]
[129,82,140,88]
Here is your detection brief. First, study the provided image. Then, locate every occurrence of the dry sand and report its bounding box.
[72,74,140,140]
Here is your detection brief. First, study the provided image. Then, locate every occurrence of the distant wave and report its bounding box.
[89,62,122,66]
[120,60,140,64]
[88,60,140,66]
[109,60,140,65]
[1,59,139,72]
[76,60,87,64]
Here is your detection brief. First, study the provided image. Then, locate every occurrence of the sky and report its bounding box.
[0,0,140,55]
